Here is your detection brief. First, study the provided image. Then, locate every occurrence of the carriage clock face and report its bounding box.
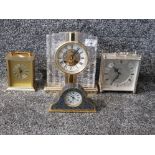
[55,42,88,74]
[10,61,32,87]
[13,64,29,80]
[64,90,82,107]
[104,59,138,88]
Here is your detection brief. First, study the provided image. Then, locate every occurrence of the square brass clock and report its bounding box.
[5,51,35,91]
[99,52,141,93]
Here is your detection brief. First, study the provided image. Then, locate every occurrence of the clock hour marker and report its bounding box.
[131,73,134,75]
[79,62,83,65]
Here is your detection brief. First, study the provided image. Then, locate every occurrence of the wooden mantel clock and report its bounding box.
[49,32,96,113]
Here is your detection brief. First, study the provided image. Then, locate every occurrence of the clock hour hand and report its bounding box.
[111,68,121,85]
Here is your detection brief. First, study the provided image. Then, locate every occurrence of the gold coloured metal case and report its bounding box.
[99,52,141,93]
[5,51,35,91]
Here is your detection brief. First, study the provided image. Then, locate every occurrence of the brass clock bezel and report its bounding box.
[55,41,89,75]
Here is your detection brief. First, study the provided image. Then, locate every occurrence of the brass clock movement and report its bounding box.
[49,32,96,113]
[99,52,141,93]
[5,51,35,91]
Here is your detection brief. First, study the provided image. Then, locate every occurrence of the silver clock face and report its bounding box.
[64,91,82,107]
[55,42,88,74]
[104,60,138,88]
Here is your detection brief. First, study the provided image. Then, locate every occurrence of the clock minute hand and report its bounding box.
[73,48,80,56]
[111,69,121,85]
[111,74,119,85]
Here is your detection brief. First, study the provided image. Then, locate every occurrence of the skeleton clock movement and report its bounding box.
[49,32,96,112]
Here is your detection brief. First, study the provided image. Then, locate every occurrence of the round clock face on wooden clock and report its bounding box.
[55,42,88,74]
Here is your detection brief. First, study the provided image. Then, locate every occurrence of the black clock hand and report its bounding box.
[73,48,80,56]
[111,69,121,85]
[70,95,75,100]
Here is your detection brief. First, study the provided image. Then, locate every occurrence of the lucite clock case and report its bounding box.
[5,51,35,91]
[45,32,98,95]
[99,52,141,93]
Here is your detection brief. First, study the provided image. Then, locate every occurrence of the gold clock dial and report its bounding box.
[13,64,29,80]
[55,42,88,74]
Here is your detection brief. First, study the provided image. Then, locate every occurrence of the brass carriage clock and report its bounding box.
[49,32,96,112]
[5,51,35,91]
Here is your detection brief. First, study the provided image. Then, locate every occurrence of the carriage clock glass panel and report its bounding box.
[99,52,141,93]
[5,51,35,91]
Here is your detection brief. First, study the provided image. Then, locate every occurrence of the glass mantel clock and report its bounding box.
[45,32,98,95]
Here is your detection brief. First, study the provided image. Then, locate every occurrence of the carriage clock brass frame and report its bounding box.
[45,32,98,96]
[5,51,35,91]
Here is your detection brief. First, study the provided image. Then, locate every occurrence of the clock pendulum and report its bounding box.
[49,32,96,112]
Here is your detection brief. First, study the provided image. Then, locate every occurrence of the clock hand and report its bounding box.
[73,48,80,56]
[111,71,121,85]
[113,66,119,73]
[70,95,75,99]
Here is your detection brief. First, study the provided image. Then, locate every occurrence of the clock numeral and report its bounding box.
[131,73,134,75]
[79,62,83,65]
